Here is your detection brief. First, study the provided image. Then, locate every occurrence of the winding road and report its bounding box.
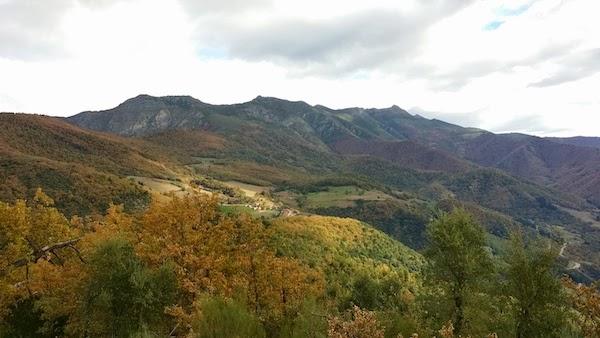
[559,242,581,270]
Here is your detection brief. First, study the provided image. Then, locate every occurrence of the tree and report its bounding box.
[424,208,492,335]
[563,277,600,337]
[504,232,567,338]
[278,298,328,338]
[191,296,266,338]
[0,189,80,320]
[327,306,385,338]
[134,194,324,332]
[75,238,177,337]
[350,273,407,311]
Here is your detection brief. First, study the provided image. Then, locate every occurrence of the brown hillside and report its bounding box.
[0,113,179,215]
[332,138,473,173]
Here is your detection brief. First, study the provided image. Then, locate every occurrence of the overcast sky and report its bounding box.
[1,0,599,136]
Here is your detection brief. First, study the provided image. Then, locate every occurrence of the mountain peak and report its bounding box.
[251,95,309,105]
[248,96,314,113]
[124,94,202,103]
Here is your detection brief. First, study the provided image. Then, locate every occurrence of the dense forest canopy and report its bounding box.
[1,190,598,337]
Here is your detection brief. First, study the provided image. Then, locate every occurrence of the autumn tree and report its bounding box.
[563,277,600,337]
[134,194,324,333]
[424,208,493,336]
[327,306,385,338]
[0,189,80,322]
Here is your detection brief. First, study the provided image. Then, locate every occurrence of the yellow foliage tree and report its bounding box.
[563,277,600,337]
[133,194,324,329]
[0,189,80,319]
[327,306,385,338]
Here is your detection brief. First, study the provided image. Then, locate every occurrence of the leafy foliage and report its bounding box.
[327,306,385,338]
[563,277,600,337]
[423,209,493,335]
[191,297,266,338]
[0,190,595,337]
[503,233,568,338]
[76,238,178,336]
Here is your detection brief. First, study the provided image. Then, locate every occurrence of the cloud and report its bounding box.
[0,0,599,137]
[489,114,569,135]
[409,107,486,129]
[0,0,134,60]
[215,11,420,74]
[178,0,272,16]
[0,0,73,60]
[189,1,475,76]
[431,60,504,91]
[76,0,138,8]
[529,48,600,87]
[428,41,581,92]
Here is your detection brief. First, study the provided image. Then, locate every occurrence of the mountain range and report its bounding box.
[69,94,600,207]
[2,94,600,281]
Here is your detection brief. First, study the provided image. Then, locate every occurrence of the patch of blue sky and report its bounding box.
[483,20,505,31]
[496,3,533,16]
[197,47,228,60]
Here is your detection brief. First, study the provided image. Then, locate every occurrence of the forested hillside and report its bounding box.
[2,96,600,336]
[0,114,181,215]
[1,192,598,337]
[67,95,600,280]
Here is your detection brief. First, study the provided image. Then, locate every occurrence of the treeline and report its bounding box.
[0,190,599,337]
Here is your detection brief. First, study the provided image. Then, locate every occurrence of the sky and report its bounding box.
[0,0,599,136]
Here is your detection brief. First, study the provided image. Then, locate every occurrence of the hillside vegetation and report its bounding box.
[3,95,600,335]
[14,96,600,278]
[0,114,183,215]
[1,192,598,337]
[0,192,424,337]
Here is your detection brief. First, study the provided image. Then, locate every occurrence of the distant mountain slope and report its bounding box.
[0,113,178,215]
[68,95,600,208]
[547,136,600,149]
[65,95,600,280]
[332,138,473,173]
[68,95,486,173]
[66,94,599,219]
[69,95,213,136]
[464,133,600,206]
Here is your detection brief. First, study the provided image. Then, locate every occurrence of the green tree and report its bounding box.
[79,238,177,337]
[350,274,406,311]
[278,298,327,338]
[424,208,492,335]
[191,297,266,338]
[504,232,567,338]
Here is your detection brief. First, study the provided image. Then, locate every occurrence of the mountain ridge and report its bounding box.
[6,94,600,279]
[67,95,600,207]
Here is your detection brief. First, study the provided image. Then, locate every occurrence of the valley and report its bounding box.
[4,95,600,282]
[3,95,600,336]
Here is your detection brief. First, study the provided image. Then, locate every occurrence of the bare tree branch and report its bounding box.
[11,237,82,268]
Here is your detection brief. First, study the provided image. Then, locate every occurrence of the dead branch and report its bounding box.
[11,237,82,268]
